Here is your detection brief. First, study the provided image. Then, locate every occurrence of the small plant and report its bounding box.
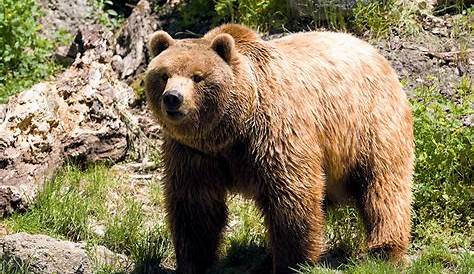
[0,0,61,102]
[215,0,290,32]
[0,258,30,274]
[325,206,366,258]
[102,199,145,254]
[131,224,172,274]
[91,0,125,30]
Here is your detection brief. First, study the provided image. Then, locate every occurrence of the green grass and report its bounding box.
[296,245,474,273]
[0,258,30,274]
[215,0,290,32]
[2,164,173,273]
[5,164,113,241]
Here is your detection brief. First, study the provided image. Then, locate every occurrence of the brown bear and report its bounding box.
[145,24,414,274]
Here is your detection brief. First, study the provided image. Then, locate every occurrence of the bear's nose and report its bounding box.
[162,90,183,111]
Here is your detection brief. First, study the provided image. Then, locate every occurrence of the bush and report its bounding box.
[215,0,290,32]
[352,0,421,38]
[0,0,60,102]
[159,0,290,35]
[410,77,473,241]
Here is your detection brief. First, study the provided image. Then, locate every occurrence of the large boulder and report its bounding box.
[37,0,96,39]
[0,232,132,274]
[113,0,159,82]
[0,26,136,217]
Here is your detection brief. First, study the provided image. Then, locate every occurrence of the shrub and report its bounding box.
[177,0,221,33]
[91,0,125,30]
[352,0,421,38]
[410,77,473,242]
[0,0,60,102]
[159,0,290,35]
[215,0,290,32]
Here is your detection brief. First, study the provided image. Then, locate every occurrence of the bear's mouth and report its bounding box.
[165,110,184,120]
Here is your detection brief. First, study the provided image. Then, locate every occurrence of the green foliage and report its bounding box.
[0,258,30,274]
[91,0,125,30]
[352,0,421,38]
[167,0,290,34]
[0,0,60,102]
[130,225,172,274]
[325,206,366,257]
[5,164,113,241]
[174,0,425,36]
[297,243,474,273]
[130,73,147,103]
[224,196,266,249]
[212,196,268,273]
[215,0,290,32]
[343,259,399,274]
[410,77,473,240]
[102,199,144,254]
[177,0,221,32]
[3,164,172,273]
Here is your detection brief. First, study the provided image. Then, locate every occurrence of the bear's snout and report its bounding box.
[162,89,184,118]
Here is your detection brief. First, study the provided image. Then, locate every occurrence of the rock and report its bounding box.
[114,0,159,82]
[0,187,26,218]
[0,26,135,216]
[0,104,5,123]
[463,114,474,127]
[37,0,96,39]
[54,45,78,66]
[0,233,132,274]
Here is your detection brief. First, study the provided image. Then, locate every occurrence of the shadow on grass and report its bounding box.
[127,243,352,274]
[319,247,352,269]
[211,242,272,274]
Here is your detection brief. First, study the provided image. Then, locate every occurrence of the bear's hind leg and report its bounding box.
[258,183,326,274]
[355,163,412,263]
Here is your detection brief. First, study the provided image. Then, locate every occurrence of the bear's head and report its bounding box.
[145,26,258,152]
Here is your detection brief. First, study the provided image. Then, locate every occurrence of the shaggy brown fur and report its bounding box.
[145,24,414,274]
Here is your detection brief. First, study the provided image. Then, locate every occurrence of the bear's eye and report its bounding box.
[161,73,169,82]
[192,74,204,83]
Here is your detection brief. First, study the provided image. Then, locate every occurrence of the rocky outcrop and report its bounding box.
[0,232,132,274]
[0,26,139,217]
[37,0,96,39]
[113,0,159,82]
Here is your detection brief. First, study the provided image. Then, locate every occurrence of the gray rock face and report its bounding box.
[0,233,132,274]
[114,0,159,82]
[37,0,95,39]
[0,26,133,217]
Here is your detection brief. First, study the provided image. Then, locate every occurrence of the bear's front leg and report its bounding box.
[162,140,228,274]
[258,181,325,274]
[168,192,227,274]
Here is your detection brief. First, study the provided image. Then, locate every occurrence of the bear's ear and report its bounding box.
[211,33,235,63]
[148,31,175,57]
